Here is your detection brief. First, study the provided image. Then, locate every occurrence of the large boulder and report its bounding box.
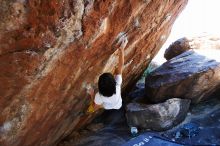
[145,50,220,103]
[164,35,220,60]
[0,0,188,146]
[126,98,190,131]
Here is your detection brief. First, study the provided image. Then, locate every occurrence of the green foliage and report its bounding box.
[142,62,159,78]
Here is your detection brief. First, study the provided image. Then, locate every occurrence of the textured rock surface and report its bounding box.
[126,98,190,131]
[163,98,220,145]
[0,0,188,146]
[59,98,220,146]
[164,35,220,60]
[145,50,220,103]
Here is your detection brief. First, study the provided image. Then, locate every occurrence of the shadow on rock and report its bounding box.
[126,98,190,131]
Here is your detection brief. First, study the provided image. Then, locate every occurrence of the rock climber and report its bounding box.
[87,34,128,113]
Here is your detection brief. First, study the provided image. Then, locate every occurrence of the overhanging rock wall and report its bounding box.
[0,0,188,146]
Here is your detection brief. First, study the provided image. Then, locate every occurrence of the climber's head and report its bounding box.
[98,73,116,97]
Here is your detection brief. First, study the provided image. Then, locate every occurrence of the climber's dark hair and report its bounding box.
[98,73,116,97]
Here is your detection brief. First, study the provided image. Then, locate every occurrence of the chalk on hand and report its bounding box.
[116,32,126,40]
[115,32,128,49]
[116,32,127,42]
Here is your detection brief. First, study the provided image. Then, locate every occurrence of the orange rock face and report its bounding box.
[0,0,188,146]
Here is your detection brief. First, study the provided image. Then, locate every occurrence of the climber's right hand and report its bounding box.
[118,36,128,49]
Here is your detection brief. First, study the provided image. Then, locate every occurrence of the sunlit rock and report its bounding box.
[145,50,220,103]
[0,0,188,145]
[164,35,220,61]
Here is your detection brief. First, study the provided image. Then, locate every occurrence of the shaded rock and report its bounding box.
[177,123,199,138]
[164,35,220,60]
[211,87,220,98]
[0,0,188,145]
[145,50,220,103]
[60,98,220,146]
[59,129,128,146]
[59,108,130,146]
[162,98,220,145]
[127,87,152,105]
[86,123,104,132]
[127,88,147,103]
[126,98,190,131]
[65,132,126,146]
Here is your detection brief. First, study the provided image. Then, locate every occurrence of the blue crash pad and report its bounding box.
[121,134,183,146]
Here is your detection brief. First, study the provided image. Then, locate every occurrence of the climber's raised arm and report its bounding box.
[86,33,128,113]
[115,36,128,75]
